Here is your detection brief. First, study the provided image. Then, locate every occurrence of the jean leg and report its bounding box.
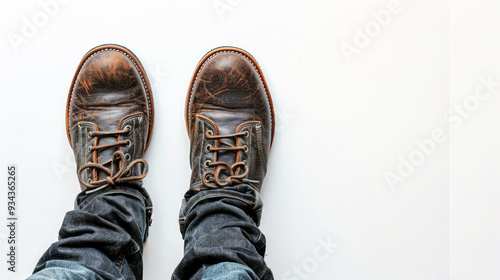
[31,185,152,280]
[201,262,259,280]
[27,260,102,280]
[172,184,273,280]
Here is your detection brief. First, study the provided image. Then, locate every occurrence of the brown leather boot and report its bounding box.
[66,44,154,193]
[186,47,275,193]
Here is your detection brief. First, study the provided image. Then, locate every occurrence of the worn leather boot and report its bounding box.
[186,46,275,193]
[66,44,154,194]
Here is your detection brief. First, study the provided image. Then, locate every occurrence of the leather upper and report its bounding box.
[66,45,154,191]
[186,47,275,193]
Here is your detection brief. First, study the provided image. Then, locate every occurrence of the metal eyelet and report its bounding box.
[243,145,248,152]
[124,125,132,132]
[204,160,211,168]
[206,144,212,152]
[88,146,93,153]
[243,131,249,138]
[243,160,247,165]
[206,130,214,136]
[125,153,131,161]
[126,139,132,147]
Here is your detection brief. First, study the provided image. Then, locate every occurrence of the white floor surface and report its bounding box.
[0,0,497,279]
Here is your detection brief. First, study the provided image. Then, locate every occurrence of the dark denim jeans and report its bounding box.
[29,183,272,279]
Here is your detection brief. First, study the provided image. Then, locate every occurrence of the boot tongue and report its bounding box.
[199,110,253,166]
[92,109,128,180]
[85,89,139,180]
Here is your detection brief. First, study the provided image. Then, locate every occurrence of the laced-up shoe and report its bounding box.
[66,44,154,194]
[186,46,275,193]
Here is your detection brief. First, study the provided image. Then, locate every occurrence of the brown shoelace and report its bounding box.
[78,126,148,194]
[202,130,250,188]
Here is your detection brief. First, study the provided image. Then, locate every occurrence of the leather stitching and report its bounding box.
[69,48,152,146]
[188,50,273,135]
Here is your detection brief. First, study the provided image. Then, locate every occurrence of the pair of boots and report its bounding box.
[68,44,274,196]
[52,44,274,279]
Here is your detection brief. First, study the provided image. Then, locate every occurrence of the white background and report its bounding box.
[0,0,491,279]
